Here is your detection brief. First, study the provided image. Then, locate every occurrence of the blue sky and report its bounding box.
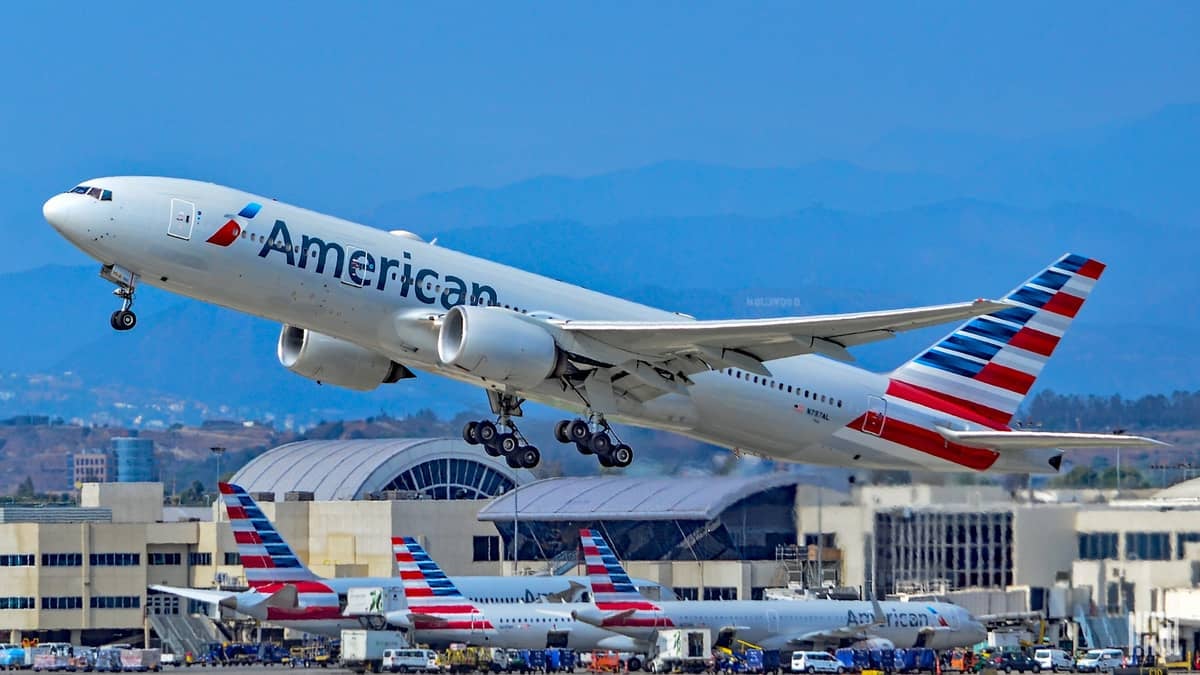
[2,2,1197,266]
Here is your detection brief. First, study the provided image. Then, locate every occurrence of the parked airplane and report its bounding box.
[44,178,1161,471]
[571,529,987,651]
[151,483,663,637]
[385,536,641,654]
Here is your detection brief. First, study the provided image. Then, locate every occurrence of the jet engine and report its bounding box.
[277,325,410,391]
[437,305,561,390]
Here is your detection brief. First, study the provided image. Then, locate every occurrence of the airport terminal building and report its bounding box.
[3,436,1200,660]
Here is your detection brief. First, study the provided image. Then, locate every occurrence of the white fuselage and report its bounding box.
[44,177,1062,473]
[389,601,642,651]
[589,599,987,651]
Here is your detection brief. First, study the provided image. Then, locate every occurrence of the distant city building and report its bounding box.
[72,451,115,485]
[111,437,156,482]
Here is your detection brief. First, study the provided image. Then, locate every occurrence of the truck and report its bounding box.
[343,587,407,631]
[117,649,161,672]
[340,630,409,674]
[0,645,26,670]
[650,629,712,673]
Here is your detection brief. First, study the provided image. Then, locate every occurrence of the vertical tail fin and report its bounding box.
[219,482,319,587]
[891,253,1105,426]
[391,537,486,627]
[579,529,658,610]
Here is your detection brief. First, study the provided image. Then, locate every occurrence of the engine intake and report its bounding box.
[437,306,560,390]
[277,325,410,392]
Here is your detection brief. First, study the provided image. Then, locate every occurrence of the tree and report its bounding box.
[15,476,34,499]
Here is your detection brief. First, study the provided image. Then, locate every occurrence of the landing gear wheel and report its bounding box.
[588,432,612,455]
[568,419,591,443]
[598,452,615,468]
[477,421,498,445]
[517,446,540,468]
[505,453,521,468]
[463,421,480,445]
[575,440,593,455]
[483,442,501,457]
[612,444,633,467]
[110,310,136,331]
[554,420,571,444]
[627,659,642,672]
[499,434,520,454]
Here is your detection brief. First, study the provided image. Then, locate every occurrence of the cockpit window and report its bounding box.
[68,185,113,201]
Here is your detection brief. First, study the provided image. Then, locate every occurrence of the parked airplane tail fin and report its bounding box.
[891,253,1104,427]
[579,529,659,611]
[219,482,320,587]
[392,537,487,627]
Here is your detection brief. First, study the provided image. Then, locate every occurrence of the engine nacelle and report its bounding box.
[437,306,560,390]
[277,325,408,392]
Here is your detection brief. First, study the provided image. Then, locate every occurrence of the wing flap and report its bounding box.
[935,427,1169,450]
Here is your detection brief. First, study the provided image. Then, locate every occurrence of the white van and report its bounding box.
[791,652,844,674]
[1074,649,1123,673]
[1033,648,1073,672]
[383,649,439,673]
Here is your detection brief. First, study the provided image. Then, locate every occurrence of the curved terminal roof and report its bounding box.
[477,473,802,522]
[1155,476,1200,501]
[230,438,534,501]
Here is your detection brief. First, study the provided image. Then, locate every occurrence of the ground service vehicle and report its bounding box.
[791,652,845,674]
[1074,650,1123,673]
[988,653,1041,673]
[340,630,408,674]
[651,629,710,673]
[1033,649,1073,672]
[382,649,438,673]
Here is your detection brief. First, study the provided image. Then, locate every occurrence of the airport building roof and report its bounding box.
[1155,476,1200,501]
[477,472,803,522]
[230,437,534,501]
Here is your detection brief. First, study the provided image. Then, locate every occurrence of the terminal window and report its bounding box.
[0,597,34,610]
[223,552,241,565]
[188,552,213,566]
[703,587,738,601]
[673,587,699,601]
[874,510,1014,596]
[90,596,141,609]
[1078,532,1118,560]
[0,554,34,566]
[1177,532,1200,559]
[1125,532,1170,560]
[89,553,141,566]
[42,597,82,610]
[149,552,182,566]
[473,536,501,562]
[41,553,82,567]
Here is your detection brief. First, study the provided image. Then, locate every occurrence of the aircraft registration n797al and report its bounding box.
[44,177,1162,471]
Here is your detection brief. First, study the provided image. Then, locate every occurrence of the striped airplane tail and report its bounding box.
[392,537,489,629]
[891,253,1105,427]
[579,529,659,611]
[219,482,320,587]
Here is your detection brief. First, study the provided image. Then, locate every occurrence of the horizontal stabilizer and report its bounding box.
[935,427,1168,450]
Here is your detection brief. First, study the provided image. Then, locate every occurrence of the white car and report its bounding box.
[1074,649,1123,673]
[382,649,439,673]
[791,652,845,674]
[1033,649,1073,672]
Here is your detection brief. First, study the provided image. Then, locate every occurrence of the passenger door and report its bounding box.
[167,199,195,240]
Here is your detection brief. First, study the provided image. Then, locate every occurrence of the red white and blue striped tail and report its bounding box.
[219,482,319,587]
[579,529,659,611]
[891,253,1105,426]
[392,537,489,628]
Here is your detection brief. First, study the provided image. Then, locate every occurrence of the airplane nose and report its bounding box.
[43,193,75,233]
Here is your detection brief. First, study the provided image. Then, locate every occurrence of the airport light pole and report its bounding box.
[211,446,226,512]
[512,483,519,575]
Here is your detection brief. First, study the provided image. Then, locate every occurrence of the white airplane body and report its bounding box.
[45,177,1162,472]
[573,530,987,652]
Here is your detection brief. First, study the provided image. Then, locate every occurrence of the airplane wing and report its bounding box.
[555,299,1009,380]
[935,427,1168,450]
[542,581,587,603]
[149,584,237,606]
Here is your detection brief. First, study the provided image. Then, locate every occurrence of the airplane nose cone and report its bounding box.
[43,193,74,233]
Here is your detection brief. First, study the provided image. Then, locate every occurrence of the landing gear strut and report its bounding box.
[101,264,138,332]
[462,392,541,469]
[554,417,633,468]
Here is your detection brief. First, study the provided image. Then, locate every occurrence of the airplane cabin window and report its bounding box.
[86,187,102,198]
[100,189,112,201]
[71,186,89,194]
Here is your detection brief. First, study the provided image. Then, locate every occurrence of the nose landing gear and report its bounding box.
[101,264,138,332]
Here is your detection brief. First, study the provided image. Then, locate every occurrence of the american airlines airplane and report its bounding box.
[152,483,667,637]
[571,530,987,651]
[44,178,1160,470]
[385,536,640,653]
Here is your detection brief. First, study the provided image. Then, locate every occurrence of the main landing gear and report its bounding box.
[554,418,633,468]
[101,264,138,331]
[462,393,541,469]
